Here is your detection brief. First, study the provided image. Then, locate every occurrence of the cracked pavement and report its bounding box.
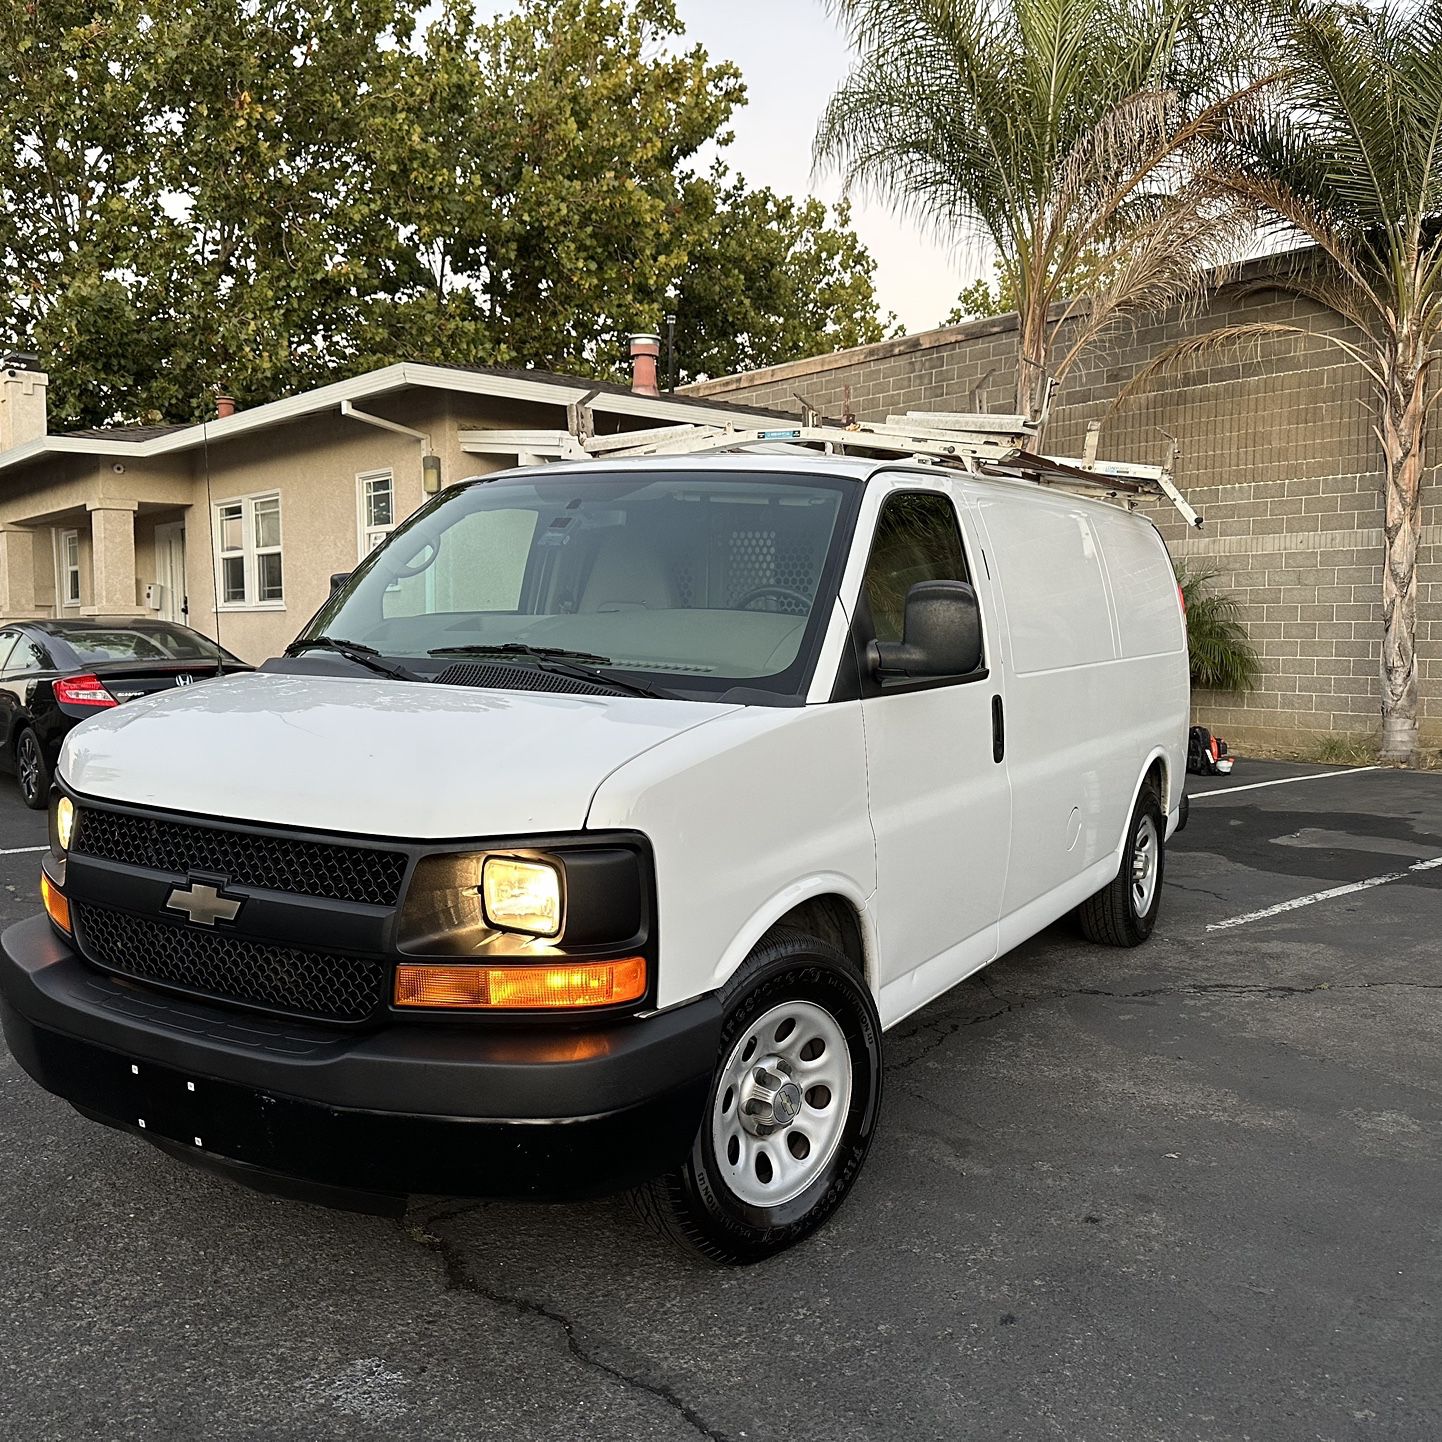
[2,760,1441,1441]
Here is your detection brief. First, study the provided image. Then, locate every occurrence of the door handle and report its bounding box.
[992,695,1005,763]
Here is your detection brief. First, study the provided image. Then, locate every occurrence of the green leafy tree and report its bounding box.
[1,0,889,425]
[814,0,1261,429]
[944,259,1018,324]
[673,184,895,383]
[0,0,415,425]
[0,0,172,421]
[1132,0,1442,762]
[351,0,745,374]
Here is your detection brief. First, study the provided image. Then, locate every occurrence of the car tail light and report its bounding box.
[53,674,118,708]
[1177,582,1187,616]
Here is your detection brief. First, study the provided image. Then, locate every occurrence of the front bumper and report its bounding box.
[0,915,719,1205]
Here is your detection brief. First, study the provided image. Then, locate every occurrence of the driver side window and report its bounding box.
[862,492,970,643]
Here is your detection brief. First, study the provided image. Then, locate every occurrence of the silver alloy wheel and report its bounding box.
[17,733,41,804]
[710,998,853,1207]
[1131,813,1159,917]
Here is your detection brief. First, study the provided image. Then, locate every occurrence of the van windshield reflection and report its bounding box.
[306,470,854,702]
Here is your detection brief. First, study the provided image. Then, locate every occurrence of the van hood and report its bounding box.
[59,671,739,838]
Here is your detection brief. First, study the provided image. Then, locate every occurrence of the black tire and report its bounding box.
[629,929,883,1264]
[15,728,50,810]
[1079,785,1165,946]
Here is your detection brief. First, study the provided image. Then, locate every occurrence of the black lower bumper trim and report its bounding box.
[1,915,719,1202]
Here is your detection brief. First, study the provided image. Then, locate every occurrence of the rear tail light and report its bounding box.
[53,674,117,708]
[1177,582,1187,616]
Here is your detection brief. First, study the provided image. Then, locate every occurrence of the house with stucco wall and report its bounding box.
[0,354,783,666]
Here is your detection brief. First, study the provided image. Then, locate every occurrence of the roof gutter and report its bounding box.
[339,400,442,494]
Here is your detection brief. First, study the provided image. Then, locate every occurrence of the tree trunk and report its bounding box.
[1016,299,1052,435]
[1378,356,1428,764]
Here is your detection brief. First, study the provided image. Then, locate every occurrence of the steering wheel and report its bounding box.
[733,585,811,613]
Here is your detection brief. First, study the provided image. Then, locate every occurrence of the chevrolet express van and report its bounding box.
[0,453,1188,1262]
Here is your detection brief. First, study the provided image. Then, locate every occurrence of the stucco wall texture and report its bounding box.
[685,284,1437,751]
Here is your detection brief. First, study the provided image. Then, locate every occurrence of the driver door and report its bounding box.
[853,482,1012,1027]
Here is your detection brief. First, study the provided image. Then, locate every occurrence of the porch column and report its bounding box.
[0,525,36,615]
[83,500,142,616]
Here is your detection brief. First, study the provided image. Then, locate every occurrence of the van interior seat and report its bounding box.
[577,530,677,612]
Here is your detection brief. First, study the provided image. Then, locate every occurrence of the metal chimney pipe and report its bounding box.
[627,334,662,397]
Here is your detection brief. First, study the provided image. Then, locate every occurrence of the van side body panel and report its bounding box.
[964,481,1188,952]
[586,702,877,1011]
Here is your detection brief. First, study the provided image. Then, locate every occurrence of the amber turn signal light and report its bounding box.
[40,871,71,934]
[394,958,646,1011]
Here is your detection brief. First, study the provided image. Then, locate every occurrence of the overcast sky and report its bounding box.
[471,0,979,334]
[671,0,976,334]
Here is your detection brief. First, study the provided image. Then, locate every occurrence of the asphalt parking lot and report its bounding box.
[1,760,1440,1442]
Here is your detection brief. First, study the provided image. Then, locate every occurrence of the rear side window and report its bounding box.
[862,492,970,644]
[0,632,15,672]
[2,634,51,674]
[46,624,224,664]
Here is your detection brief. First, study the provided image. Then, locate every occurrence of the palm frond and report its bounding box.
[1177,563,1262,692]
[1113,319,1382,410]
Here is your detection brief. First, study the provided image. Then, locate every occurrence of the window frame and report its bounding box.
[847,486,990,700]
[213,491,285,612]
[356,469,398,559]
[58,529,81,608]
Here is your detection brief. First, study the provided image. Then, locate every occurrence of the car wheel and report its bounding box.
[15,729,50,810]
[629,928,883,1264]
[1079,784,1165,946]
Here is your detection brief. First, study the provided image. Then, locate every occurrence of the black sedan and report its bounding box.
[0,618,249,808]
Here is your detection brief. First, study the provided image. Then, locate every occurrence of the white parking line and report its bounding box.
[0,846,46,856]
[1190,766,1379,799]
[1207,854,1442,932]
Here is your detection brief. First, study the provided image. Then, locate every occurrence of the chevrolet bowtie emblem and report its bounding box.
[165,880,243,927]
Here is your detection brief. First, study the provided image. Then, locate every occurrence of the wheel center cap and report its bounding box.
[738,1056,803,1135]
[773,1081,802,1124]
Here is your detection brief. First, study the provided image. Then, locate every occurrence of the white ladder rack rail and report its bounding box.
[568,408,1203,529]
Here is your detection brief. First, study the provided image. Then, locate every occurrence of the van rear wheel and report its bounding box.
[1079,786,1165,947]
[628,930,882,1264]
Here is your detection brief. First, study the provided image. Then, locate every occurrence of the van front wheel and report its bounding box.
[1079,786,1166,947]
[629,931,883,1264]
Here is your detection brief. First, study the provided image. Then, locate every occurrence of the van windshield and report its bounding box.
[306,469,857,702]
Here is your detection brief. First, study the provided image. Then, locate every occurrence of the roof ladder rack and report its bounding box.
[566,406,1203,529]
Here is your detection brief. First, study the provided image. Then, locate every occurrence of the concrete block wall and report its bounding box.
[687,278,1435,752]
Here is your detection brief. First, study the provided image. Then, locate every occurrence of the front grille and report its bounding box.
[74,903,386,1024]
[73,808,407,906]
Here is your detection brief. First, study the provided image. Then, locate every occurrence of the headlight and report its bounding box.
[481,856,563,937]
[55,796,76,852]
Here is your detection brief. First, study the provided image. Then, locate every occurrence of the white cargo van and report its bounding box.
[1,449,1188,1261]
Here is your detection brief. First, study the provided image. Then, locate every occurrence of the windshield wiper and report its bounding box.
[429,643,612,663]
[427,643,670,699]
[285,636,426,684]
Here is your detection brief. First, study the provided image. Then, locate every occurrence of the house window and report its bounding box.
[358,470,396,556]
[215,493,283,607]
[59,530,81,606]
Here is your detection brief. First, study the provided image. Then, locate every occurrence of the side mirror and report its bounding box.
[329,571,352,594]
[868,580,983,680]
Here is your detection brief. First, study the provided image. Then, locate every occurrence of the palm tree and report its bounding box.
[1177,564,1262,692]
[1132,0,1442,762]
[813,0,1260,428]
